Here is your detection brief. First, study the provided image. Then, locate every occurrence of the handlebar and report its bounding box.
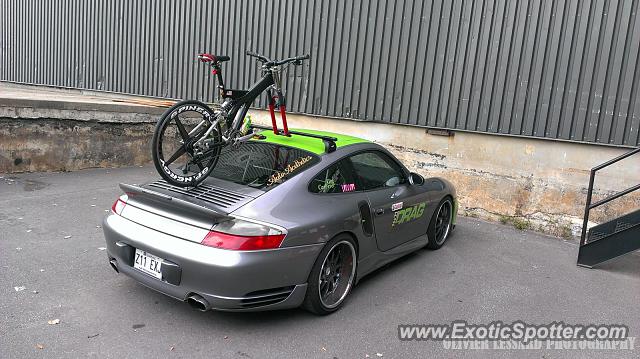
[246,51,310,67]
[246,51,270,63]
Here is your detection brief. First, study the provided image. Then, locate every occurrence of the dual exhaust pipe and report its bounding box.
[186,293,210,312]
[110,258,210,312]
[109,259,119,273]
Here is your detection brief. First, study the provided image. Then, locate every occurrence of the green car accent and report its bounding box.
[392,202,426,227]
[253,128,370,155]
[452,199,458,225]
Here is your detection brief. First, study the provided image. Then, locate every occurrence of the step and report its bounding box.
[587,208,640,243]
[578,221,640,268]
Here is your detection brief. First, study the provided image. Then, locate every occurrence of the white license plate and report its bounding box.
[133,249,163,280]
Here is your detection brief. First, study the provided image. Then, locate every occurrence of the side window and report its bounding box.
[349,151,406,190]
[309,160,358,194]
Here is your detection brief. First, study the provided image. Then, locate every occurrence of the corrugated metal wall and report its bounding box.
[1,0,639,147]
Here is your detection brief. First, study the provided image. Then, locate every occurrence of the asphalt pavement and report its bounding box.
[1,166,638,359]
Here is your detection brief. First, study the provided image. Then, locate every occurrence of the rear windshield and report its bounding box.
[210,142,319,190]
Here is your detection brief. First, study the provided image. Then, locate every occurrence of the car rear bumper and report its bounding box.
[103,213,322,311]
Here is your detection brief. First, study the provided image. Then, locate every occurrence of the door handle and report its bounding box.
[375,208,384,216]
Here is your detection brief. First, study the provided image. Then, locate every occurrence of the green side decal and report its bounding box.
[452,199,458,225]
[252,128,369,155]
[392,202,426,227]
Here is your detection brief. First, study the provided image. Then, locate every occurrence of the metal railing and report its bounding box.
[580,147,640,246]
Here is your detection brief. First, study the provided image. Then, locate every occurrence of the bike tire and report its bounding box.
[151,100,223,187]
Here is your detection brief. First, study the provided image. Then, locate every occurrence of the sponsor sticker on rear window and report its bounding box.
[267,155,314,186]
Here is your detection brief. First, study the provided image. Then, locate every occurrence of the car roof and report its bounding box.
[252,128,370,155]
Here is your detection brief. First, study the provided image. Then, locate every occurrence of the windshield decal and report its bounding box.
[268,155,313,186]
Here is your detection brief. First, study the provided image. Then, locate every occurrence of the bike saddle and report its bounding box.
[198,53,230,63]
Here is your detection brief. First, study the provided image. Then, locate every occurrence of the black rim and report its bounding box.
[156,109,220,185]
[434,200,452,245]
[318,241,356,309]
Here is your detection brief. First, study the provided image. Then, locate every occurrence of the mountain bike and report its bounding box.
[151,51,313,187]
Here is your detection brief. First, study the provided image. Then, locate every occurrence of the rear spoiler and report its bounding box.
[119,183,231,220]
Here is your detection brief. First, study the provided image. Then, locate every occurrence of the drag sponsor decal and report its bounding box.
[268,155,313,186]
[392,202,426,227]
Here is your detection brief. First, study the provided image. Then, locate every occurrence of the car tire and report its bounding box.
[302,235,357,315]
[426,197,453,250]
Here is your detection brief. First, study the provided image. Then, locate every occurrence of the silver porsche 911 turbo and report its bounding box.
[103,128,457,315]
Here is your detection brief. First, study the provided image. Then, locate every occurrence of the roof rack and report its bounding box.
[251,124,337,153]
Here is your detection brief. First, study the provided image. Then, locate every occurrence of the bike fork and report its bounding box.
[268,89,289,136]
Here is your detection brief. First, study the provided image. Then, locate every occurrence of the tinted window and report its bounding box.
[211,142,318,190]
[309,159,358,194]
[349,151,406,190]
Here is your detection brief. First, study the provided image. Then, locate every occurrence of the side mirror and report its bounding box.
[409,172,424,186]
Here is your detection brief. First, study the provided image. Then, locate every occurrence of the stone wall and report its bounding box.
[0,105,158,173]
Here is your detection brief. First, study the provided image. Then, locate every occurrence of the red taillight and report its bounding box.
[202,231,286,251]
[201,218,286,250]
[111,197,127,215]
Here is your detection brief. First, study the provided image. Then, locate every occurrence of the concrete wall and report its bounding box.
[0,105,157,173]
[1,89,638,238]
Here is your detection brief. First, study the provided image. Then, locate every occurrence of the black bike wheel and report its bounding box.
[151,100,222,187]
